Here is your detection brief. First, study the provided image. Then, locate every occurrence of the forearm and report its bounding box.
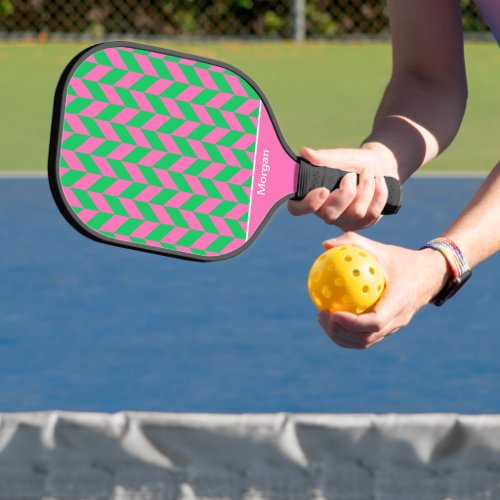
[363,73,467,182]
[441,162,500,267]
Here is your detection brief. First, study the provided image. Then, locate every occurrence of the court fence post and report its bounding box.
[292,0,306,42]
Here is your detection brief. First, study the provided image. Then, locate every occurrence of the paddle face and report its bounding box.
[49,41,298,261]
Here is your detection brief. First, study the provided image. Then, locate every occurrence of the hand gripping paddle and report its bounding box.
[49,41,401,262]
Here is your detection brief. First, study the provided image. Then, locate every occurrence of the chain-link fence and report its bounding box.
[0,0,491,40]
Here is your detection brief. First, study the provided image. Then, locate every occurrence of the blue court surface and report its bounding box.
[0,176,498,413]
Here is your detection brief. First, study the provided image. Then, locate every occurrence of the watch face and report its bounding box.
[432,269,472,306]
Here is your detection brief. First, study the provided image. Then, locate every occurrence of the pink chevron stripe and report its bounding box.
[131,221,159,239]
[153,168,178,190]
[83,64,112,82]
[122,162,148,184]
[197,162,226,179]
[231,134,256,150]
[86,55,97,64]
[235,99,260,115]
[168,156,196,173]
[62,187,82,208]
[77,209,98,224]
[213,180,237,202]
[100,84,124,106]
[108,143,135,161]
[176,86,203,102]
[150,205,174,225]
[145,240,161,248]
[221,237,246,254]
[148,52,164,59]
[161,226,189,244]
[115,72,142,89]
[99,215,129,233]
[220,110,244,132]
[211,217,233,237]
[59,167,69,176]
[246,150,255,164]
[65,115,90,136]
[76,137,105,154]
[88,191,113,213]
[205,92,232,109]
[144,79,173,96]
[130,90,154,112]
[208,65,225,73]
[201,128,228,144]
[104,48,128,70]
[79,100,108,118]
[223,203,249,221]
[128,128,151,149]
[70,78,93,99]
[157,133,182,155]
[134,53,158,76]
[226,168,252,186]
[194,197,223,214]
[134,185,163,203]
[165,60,189,83]
[93,157,118,178]
[179,58,196,66]
[104,179,132,196]
[71,172,101,190]
[120,198,144,220]
[61,131,72,142]
[183,175,208,197]
[250,116,258,128]
[190,104,215,126]
[61,150,86,172]
[217,145,239,167]
[172,245,194,254]
[161,97,185,119]
[171,121,199,138]
[164,191,192,209]
[66,95,77,105]
[95,120,120,142]
[114,234,132,243]
[110,108,139,124]
[142,114,169,131]
[194,68,218,91]
[179,211,204,232]
[138,150,167,167]
[191,232,218,251]
[187,140,211,161]
[225,74,247,97]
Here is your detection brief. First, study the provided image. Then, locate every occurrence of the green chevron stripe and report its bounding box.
[146,225,173,241]
[105,195,128,216]
[123,147,151,164]
[202,143,225,164]
[199,178,223,199]
[109,160,133,180]
[131,75,160,93]
[139,166,163,187]
[77,154,104,175]
[217,131,244,148]
[110,123,135,145]
[207,235,233,253]
[191,89,218,106]
[177,101,200,123]
[87,176,116,193]
[187,123,215,141]
[160,81,189,99]
[229,184,249,204]
[165,207,189,228]
[221,95,248,112]
[180,65,203,88]
[171,137,196,157]
[149,57,174,80]
[128,111,155,128]
[61,169,86,186]
[169,172,193,193]
[156,117,185,135]
[87,212,113,230]
[184,159,211,176]
[146,95,169,115]
[135,201,160,222]
[150,189,177,205]
[206,108,230,129]
[100,67,127,85]
[65,97,93,115]
[226,219,245,239]
[119,50,143,74]
[95,103,124,121]
[93,50,113,67]
[210,72,233,94]
[214,166,240,182]
[237,114,256,134]
[195,213,218,234]
[80,116,105,139]
[84,81,109,103]
[73,189,98,210]
[75,61,98,79]
[176,230,203,248]
[233,149,253,169]
[210,200,237,217]
[115,218,143,236]
[119,184,147,199]
[180,194,206,211]
[115,86,141,109]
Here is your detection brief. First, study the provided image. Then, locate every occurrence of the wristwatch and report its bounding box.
[421,238,472,306]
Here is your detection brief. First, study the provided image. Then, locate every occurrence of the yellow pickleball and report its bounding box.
[308,245,385,314]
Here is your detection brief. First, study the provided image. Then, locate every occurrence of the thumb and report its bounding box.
[299,146,365,170]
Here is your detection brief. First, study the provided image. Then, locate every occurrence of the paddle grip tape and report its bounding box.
[293,158,402,215]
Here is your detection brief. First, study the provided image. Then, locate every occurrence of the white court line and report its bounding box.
[0,171,47,178]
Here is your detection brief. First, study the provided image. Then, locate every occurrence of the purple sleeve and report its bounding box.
[473,0,500,45]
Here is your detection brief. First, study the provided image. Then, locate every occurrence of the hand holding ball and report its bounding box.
[308,245,385,314]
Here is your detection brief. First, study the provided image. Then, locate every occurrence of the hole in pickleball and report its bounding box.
[378,284,382,291]
[333,303,342,311]
[322,286,332,299]
[362,285,369,293]
[344,256,352,262]
[342,295,351,304]
[327,264,335,272]
[352,269,360,277]
[334,277,344,287]
[313,271,321,282]
[369,267,376,275]
[359,251,367,257]
[356,306,366,314]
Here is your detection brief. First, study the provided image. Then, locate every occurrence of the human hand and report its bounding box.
[316,232,451,349]
[288,145,398,231]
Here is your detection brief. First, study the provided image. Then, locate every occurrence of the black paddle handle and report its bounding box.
[293,158,402,215]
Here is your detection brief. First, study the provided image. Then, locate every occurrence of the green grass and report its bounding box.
[0,41,497,172]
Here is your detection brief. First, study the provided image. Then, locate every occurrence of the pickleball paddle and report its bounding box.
[48,41,401,262]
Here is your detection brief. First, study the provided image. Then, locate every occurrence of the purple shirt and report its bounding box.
[473,0,500,44]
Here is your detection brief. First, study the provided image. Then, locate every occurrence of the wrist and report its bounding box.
[361,141,399,178]
[417,248,453,304]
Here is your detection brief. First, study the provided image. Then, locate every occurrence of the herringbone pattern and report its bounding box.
[59,46,261,257]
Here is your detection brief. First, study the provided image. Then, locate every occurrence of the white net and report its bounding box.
[0,412,500,499]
